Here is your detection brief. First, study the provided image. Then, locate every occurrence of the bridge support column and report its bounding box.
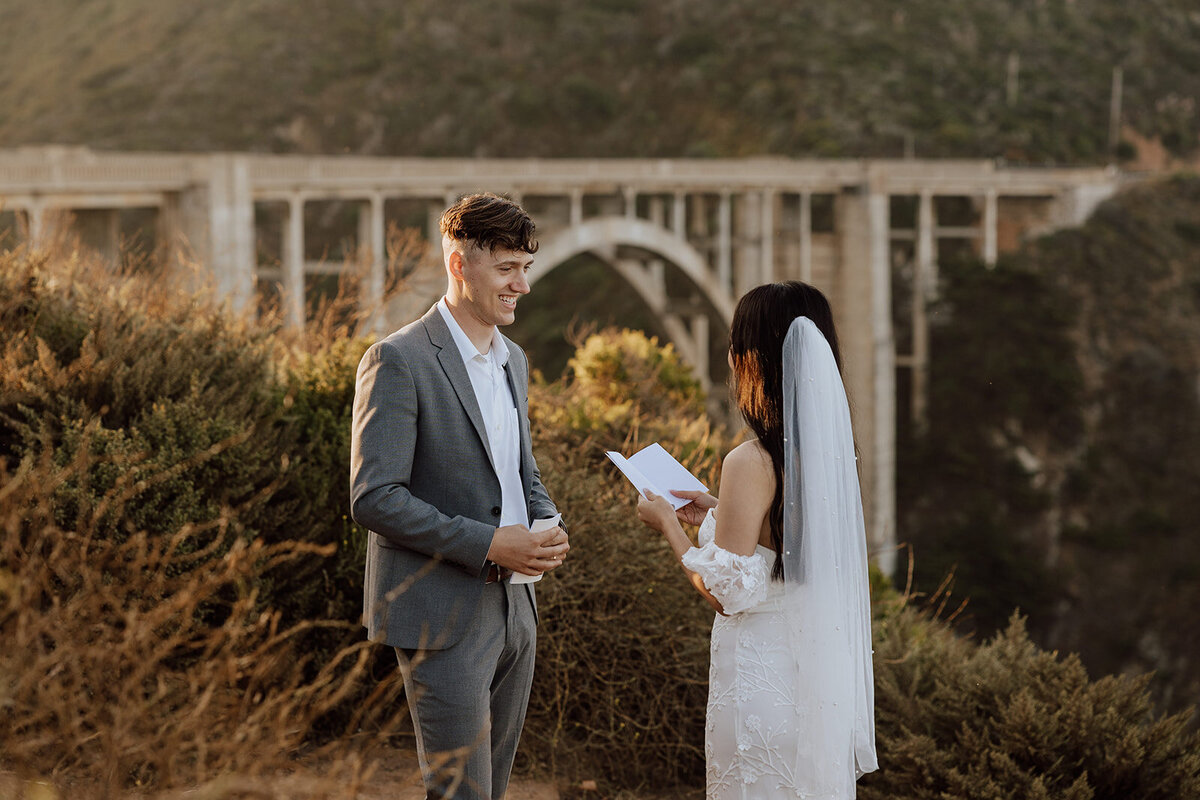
[206,156,255,312]
[760,189,775,285]
[647,196,664,227]
[983,188,998,266]
[23,202,42,245]
[359,194,386,334]
[689,312,710,392]
[837,186,896,575]
[868,190,897,577]
[73,208,120,264]
[101,209,119,263]
[660,310,711,392]
[799,191,813,283]
[159,186,211,288]
[912,191,935,425]
[735,191,760,296]
[426,198,448,269]
[157,194,182,267]
[570,189,584,227]
[22,200,59,248]
[645,198,668,331]
[717,191,732,292]
[283,195,305,328]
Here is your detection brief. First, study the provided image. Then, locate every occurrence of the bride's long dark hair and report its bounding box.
[728,281,843,580]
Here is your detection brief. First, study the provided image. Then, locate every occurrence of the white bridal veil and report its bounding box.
[782,316,878,794]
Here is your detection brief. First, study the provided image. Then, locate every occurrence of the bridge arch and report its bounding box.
[530,216,735,325]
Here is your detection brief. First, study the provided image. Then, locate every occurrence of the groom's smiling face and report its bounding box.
[458,245,533,331]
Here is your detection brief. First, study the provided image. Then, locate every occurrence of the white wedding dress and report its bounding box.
[682,508,869,799]
[683,509,802,798]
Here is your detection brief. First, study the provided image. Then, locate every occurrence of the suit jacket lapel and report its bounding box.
[422,307,497,473]
[503,347,534,501]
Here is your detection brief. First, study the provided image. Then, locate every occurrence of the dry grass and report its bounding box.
[0,439,416,799]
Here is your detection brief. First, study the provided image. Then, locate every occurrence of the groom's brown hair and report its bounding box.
[440,192,539,255]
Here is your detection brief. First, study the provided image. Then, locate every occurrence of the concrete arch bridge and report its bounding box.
[0,147,1131,574]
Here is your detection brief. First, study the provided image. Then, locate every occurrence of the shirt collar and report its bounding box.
[436,297,510,367]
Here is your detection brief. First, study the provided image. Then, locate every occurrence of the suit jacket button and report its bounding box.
[491,506,502,517]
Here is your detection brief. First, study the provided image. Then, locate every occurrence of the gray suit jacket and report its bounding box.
[350,305,558,649]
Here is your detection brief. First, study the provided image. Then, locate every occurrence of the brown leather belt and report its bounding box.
[485,563,503,584]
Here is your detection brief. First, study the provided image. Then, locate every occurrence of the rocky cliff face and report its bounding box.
[901,174,1200,716]
[1039,175,1200,712]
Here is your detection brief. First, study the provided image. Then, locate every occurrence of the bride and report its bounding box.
[636,281,878,798]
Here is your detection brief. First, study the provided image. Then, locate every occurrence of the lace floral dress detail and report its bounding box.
[681,510,827,799]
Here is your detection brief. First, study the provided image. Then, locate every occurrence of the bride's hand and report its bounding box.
[670,490,717,526]
[637,489,676,534]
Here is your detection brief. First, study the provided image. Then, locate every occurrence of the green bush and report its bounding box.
[262,337,371,626]
[862,610,1200,799]
[0,260,290,541]
[538,327,711,449]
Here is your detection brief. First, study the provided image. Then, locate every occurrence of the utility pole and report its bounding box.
[1108,65,1124,154]
[1006,52,1020,106]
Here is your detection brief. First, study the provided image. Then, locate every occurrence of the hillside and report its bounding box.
[899,174,1200,717]
[1038,175,1200,712]
[1,0,1199,164]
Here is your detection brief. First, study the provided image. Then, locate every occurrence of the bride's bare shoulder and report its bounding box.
[718,440,776,509]
[723,439,774,477]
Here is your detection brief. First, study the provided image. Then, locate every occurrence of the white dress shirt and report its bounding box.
[436,298,528,530]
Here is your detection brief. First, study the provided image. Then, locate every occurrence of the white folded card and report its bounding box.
[605,442,709,511]
[509,513,563,585]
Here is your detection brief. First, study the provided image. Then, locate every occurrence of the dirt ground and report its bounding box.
[354,747,559,800]
[349,743,704,800]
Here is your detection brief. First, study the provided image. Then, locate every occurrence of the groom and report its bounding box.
[350,192,569,800]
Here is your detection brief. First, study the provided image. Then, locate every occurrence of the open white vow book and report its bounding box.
[605,443,708,511]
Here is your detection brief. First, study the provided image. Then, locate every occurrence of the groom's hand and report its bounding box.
[487,524,570,576]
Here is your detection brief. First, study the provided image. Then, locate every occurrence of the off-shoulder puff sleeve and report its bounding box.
[680,510,770,614]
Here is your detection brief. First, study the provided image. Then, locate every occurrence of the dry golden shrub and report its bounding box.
[0,439,417,799]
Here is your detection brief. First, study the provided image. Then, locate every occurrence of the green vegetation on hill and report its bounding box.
[900,173,1200,719]
[898,250,1084,637]
[2,0,1198,163]
[1036,174,1200,708]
